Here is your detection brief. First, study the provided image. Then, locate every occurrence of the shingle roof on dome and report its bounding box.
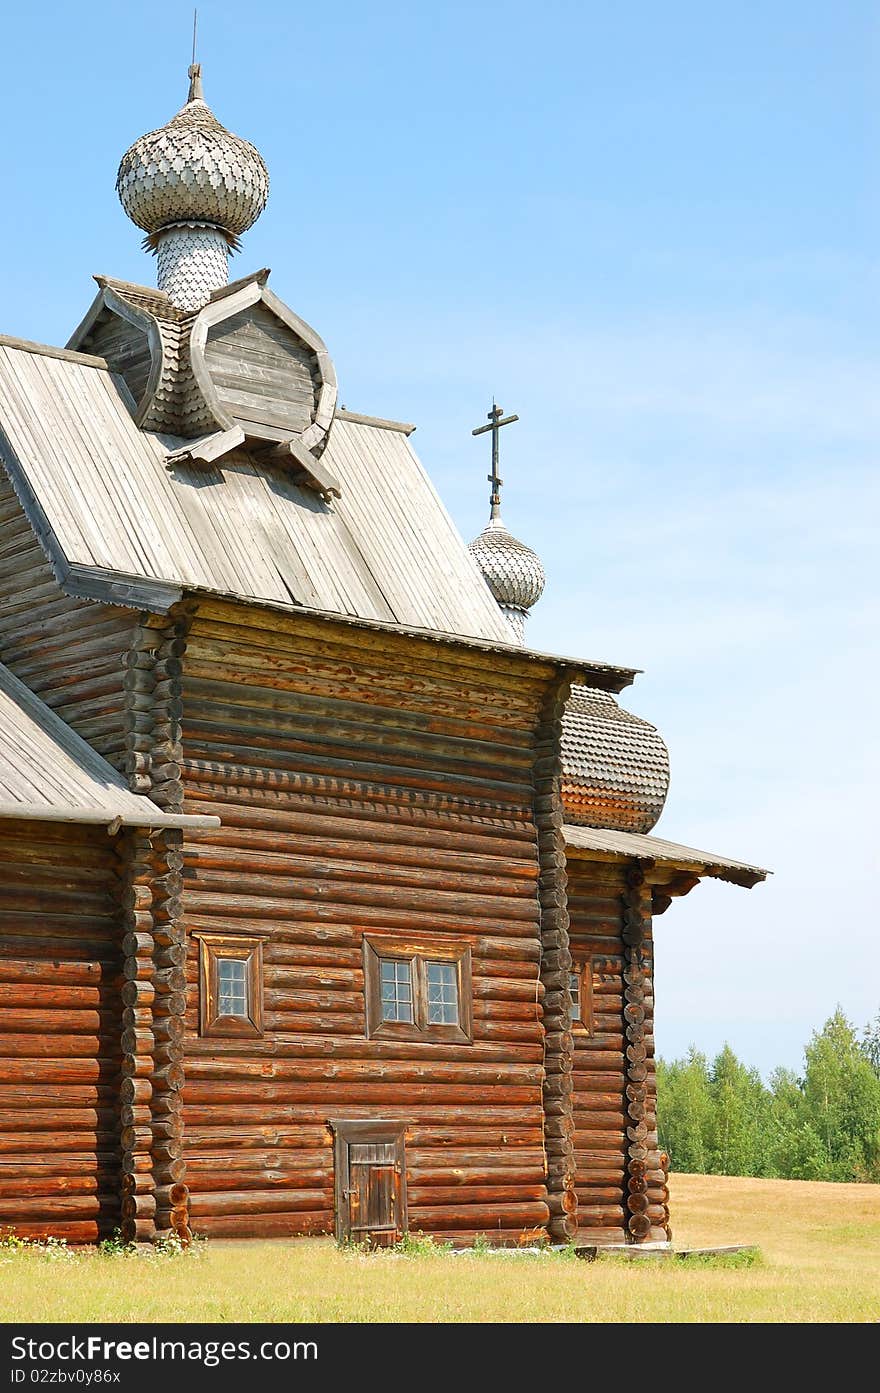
[116,68,269,239]
[561,685,670,833]
[468,518,545,611]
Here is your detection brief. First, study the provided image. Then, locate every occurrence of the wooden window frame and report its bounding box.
[194,932,265,1038]
[570,957,594,1036]
[363,934,473,1044]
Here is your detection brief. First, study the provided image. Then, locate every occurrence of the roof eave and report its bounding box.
[41,561,640,692]
[178,585,639,690]
[562,824,769,888]
[0,801,219,832]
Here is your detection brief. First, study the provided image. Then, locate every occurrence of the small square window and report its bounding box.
[195,933,264,1038]
[364,936,472,1044]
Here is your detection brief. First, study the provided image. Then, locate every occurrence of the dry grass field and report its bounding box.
[2,1173,878,1323]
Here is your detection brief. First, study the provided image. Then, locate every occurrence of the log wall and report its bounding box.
[0,820,123,1242]
[178,601,560,1242]
[0,470,137,769]
[566,855,668,1244]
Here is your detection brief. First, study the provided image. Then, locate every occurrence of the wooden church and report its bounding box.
[0,66,766,1249]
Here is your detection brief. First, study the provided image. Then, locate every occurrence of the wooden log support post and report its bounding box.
[620,866,667,1243]
[533,673,578,1241]
[123,608,192,810]
[150,828,191,1243]
[120,608,194,1243]
[117,831,157,1243]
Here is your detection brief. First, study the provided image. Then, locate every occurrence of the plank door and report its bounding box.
[332,1121,407,1247]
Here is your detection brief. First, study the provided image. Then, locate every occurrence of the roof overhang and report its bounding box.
[177,588,640,691]
[0,660,219,836]
[50,564,642,693]
[0,802,219,833]
[562,823,768,889]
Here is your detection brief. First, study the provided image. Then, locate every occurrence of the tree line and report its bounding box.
[656,1009,880,1181]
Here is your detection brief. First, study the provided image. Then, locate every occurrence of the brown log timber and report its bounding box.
[173,604,585,1242]
[149,828,190,1243]
[115,832,156,1243]
[619,866,667,1243]
[0,821,124,1240]
[532,671,579,1242]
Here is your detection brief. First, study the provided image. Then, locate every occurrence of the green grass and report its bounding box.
[1,1174,879,1322]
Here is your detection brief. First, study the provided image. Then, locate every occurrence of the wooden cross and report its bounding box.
[472,402,519,519]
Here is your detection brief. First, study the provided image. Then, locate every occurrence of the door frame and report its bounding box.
[330,1119,408,1245]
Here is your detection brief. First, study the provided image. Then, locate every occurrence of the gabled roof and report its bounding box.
[562,823,768,888]
[0,661,217,831]
[0,335,516,641]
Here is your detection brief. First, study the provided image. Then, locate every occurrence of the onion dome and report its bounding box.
[469,517,546,612]
[561,686,670,833]
[116,65,269,242]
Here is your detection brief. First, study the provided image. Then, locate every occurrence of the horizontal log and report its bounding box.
[183,1058,542,1087]
[184,893,539,938]
[407,1201,550,1231]
[0,1034,121,1059]
[182,1103,540,1128]
[185,843,537,901]
[408,1183,546,1206]
[574,1186,625,1203]
[191,1211,332,1238]
[0,957,118,986]
[182,1081,540,1107]
[188,1188,332,1217]
[0,1062,122,1090]
[183,789,536,855]
[0,1220,104,1242]
[0,1194,117,1219]
[575,1203,626,1224]
[184,1034,543,1066]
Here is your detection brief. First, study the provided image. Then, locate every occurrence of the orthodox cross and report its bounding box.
[472,402,519,520]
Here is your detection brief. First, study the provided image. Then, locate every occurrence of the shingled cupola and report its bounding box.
[67,65,338,494]
[116,63,269,311]
[468,404,546,643]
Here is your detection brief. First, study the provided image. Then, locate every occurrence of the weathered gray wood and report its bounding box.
[267,437,341,500]
[0,334,108,370]
[335,409,416,436]
[166,427,246,467]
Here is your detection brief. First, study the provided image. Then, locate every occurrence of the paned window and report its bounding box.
[380,958,414,1023]
[195,933,264,1038]
[364,937,472,1044]
[426,960,459,1025]
[569,970,582,1022]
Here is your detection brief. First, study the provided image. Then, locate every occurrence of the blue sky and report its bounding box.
[0,2,877,1073]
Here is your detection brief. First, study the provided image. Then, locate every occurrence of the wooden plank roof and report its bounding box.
[562,823,768,888]
[0,338,519,642]
[0,661,218,830]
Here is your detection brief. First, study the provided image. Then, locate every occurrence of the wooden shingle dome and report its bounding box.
[117,66,268,238]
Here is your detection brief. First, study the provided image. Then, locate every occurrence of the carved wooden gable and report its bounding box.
[67,271,338,491]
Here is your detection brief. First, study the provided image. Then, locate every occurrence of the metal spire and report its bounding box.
[472,401,519,521]
[187,10,203,101]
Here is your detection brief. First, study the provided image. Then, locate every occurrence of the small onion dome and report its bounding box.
[116,66,269,240]
[468,517,546,612]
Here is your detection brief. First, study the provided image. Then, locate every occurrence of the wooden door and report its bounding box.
[332,1121,407,1247]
